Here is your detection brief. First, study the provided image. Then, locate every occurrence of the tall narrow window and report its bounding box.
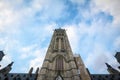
[54,38,59,50]
[61,38,64,50]
[56,56,64,70]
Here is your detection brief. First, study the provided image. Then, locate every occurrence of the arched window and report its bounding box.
[61,38,64,50]
[54,38,59,50]
[56,56,64,70]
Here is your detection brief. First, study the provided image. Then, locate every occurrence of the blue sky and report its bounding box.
[0,0,120,74]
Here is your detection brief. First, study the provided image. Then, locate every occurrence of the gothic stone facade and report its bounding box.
[37,29,91,80]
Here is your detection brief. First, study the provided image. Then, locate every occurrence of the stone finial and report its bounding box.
[35,67,39,74]
[105,63,120,74]
[28,67,33,75]
[0,62,14,75]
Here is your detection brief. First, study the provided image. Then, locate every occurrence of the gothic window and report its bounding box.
[56,56,64,70]
[61,38,64,50]
[54,38,59,50]
[53,33,66,52]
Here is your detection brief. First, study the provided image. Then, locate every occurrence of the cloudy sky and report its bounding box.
[0,0,120,74]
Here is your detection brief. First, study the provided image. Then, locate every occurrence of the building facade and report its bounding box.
[0,28,120,80]
[37,28,91,80]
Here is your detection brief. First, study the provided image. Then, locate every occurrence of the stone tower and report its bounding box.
[37,28,91,80]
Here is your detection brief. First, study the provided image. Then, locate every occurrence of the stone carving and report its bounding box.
[0,62,14,75]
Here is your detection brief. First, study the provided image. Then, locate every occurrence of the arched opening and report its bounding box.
[55,75,63,80]
[55,71,64,80]
[56,56,64,70]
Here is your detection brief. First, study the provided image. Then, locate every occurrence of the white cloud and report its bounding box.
[63,25,80,52]
[0,0,119,74]
[29,57,43,72]
[62,17,120,73]
[0,0,66,32]
[20,44,37,59]
[30,0,66,21]
[0,38,6,48]
[85,43,119,73]
[92,0,120,24]
[114,37,120,50]
[0,7,14,31]
[29,47,47,72]
[0,53,12,69]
